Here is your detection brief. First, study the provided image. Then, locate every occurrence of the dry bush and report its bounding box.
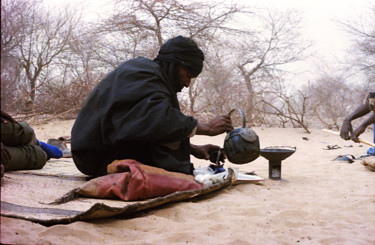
[302,75,365,130]
[256,80,311,133]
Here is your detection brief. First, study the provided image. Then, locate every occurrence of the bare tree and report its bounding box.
[0,0,31,111]
[258,79,310,133]
[1,0,29,57]
[10,0,81,113]
[179,41,243,118]
[302,75,363,130]
[338,2,375,87]
[231,9,311,123]
[104,0,242,47]
[36,29,107,118]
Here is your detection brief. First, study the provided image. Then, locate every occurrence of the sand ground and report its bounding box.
[1,120,374,245]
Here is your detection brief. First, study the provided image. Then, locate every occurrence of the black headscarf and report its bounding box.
[154,36,205,93]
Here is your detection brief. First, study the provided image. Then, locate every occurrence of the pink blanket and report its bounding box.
[77,159,202,201]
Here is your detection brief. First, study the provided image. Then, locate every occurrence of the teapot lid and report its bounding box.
[224,127,258,143]
[239,127,258,142]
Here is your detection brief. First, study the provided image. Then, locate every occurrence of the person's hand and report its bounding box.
[190,144,222,161]
[351,125,366,143]
[206,115,234,136]
[340,120,353,140]
[196,115,234,136]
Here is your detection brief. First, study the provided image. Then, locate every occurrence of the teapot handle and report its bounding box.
[228,109,246,128]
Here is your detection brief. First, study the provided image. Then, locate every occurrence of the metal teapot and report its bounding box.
[223,109,260,164]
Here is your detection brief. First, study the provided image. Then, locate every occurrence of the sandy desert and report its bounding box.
[1,119,374,245]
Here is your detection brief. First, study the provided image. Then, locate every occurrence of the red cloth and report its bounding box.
[77,159,202,201]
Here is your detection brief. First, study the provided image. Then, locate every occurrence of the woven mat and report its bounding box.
[1,159,234,225]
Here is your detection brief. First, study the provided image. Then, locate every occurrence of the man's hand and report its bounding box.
[351,125,367,143]
[340,120,353,140]
[190,144,222,161]
[351,113,375,143]
[196,115,234,136]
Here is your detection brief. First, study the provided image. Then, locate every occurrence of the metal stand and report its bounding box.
[260,146,296,181]
[268,161,282,180]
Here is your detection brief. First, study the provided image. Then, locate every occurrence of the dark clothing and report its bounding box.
[155,35,204,78]
[154,35,205,93]
[1,120,46,170]
[71,57,198,176]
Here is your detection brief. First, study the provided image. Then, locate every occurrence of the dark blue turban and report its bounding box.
[154,36,204,78]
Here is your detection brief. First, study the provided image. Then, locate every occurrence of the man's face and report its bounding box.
[179,66,195,88]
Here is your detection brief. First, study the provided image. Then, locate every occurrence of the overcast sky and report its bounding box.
[253,0,371,86]
[255,0,367,55]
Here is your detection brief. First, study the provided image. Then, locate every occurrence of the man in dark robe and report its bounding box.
[71,36,233,176]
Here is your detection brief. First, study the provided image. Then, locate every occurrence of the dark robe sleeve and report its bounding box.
[99,62,197,146]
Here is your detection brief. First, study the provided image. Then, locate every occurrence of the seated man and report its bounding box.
[340,92,375,156]
[1,110,63,181]
[71,36,234,177]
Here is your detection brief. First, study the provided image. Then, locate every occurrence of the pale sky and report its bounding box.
[255,1,367,55]
[252,0,371,86]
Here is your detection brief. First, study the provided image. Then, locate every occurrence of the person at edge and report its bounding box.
[71,36,234,177]
[340,91,375,156]
[1,110,63,183]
